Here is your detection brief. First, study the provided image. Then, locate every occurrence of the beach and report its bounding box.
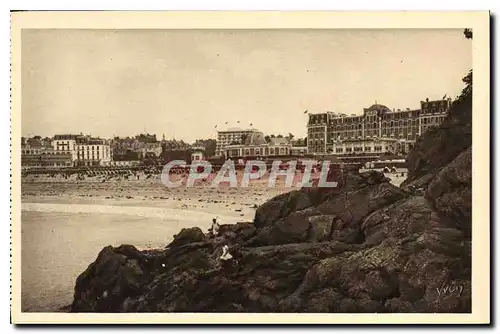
[20,169,406,311]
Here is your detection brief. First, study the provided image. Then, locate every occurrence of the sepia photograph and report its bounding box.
[10,11,490,324]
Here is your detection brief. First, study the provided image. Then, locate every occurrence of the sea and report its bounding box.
[20,203,237,312]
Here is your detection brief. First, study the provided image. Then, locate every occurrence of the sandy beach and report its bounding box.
[21,173,285,312]
[21,169,406,311]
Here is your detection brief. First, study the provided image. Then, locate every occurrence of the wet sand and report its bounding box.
[21,176,285,312]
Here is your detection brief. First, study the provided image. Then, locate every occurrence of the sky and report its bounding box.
[21,29,472,142]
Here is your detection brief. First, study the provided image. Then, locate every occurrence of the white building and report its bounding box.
[75,136,112,166]
[215,127,260,156]
[52,134,80,162]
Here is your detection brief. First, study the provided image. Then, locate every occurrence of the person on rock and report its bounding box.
[209,217,220,238]
[219,245,233,261]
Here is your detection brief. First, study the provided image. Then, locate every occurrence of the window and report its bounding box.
[336,148,343,153]
[365,147,372,152]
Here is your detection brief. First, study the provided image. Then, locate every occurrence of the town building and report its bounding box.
[307,98,451,156]
[215,127,260,156]
[52,134,113,166]
[191,144,206,162]
[52,134,80,161]
[21,141,72,169]
[75,136,112,166]
[223,132,293,159]
[137,142,163,158]
[290,145,308,156]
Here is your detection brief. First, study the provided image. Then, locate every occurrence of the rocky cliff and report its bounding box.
[70,84,472,313]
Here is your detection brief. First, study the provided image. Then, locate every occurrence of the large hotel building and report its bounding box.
[215,127,260,157]
[307,98,451,157]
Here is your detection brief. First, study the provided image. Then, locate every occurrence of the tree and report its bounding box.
[287,133,295,141]
[277,134,283,138]
[458,29,473,100]
[193,138,217,157]
[264,135,271,143]
[464,28,473,39]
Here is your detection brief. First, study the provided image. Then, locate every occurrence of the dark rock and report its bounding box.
[307,215,334,242]
[254,190,312,229]
[166,227,205,248]
[427,147,472,234]
[71,245,150,312]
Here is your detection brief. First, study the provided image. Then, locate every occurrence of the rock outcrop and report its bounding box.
[71,80,472,314]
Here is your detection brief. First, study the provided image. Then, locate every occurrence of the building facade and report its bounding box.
[223,133,293,159]
[191,144,206,162]
[307,98,451,155]
[52,134,80,161]
[215,127,260,156]
[290,146,308,156]
[21,146,72,169]
[75,136,112,166]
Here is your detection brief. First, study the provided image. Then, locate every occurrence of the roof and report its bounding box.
[54,134,80,140]
[218,127,256,133]
[269,137,289,145]
[366,104,391,112]
[243,132,267,146]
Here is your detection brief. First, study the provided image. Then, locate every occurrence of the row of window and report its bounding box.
[227,147,290,156]
[312,118,445,133]
[422,107,446,113]
[335,145,387,153]
[311,112,447,126]
[23,151,70,155]
[23,162,71,167]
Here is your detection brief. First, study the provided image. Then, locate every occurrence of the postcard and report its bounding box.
[10,11,490,324]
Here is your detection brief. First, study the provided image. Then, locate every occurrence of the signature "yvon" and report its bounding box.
[436,283,464,298]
